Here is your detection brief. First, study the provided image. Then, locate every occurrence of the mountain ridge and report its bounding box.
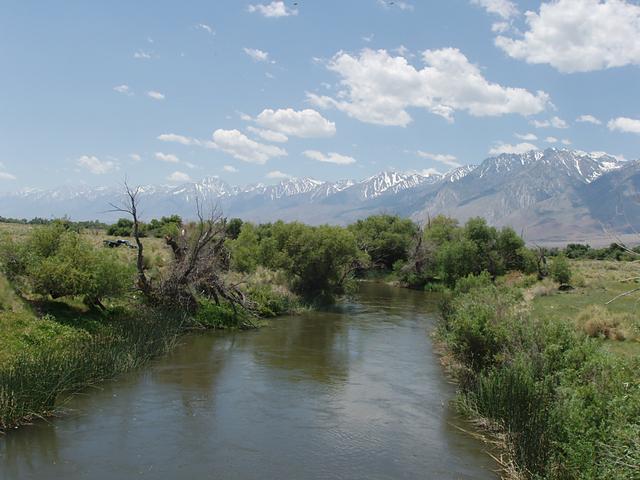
[2,148,638,243]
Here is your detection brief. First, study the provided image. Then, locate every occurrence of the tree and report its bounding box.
[0,223,133,309]
[226,218,243,240]
[107,218,134,237]
[110,184,252,317]
[348,214,418,269]
[550,255,572,286]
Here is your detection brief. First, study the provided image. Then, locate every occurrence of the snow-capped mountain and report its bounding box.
[1,149,638,243]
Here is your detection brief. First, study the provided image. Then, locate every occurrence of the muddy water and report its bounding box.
[0,283,497,479]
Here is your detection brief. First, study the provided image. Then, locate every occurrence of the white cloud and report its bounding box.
[530,116,568,129]
[155,152,180,163]
[0,171,16,180]
[248,1,298,17]
[77,155,117,174]
[247,126,289,143]
[608,116,640,134]
[211,129,287,164]
[147,91,165,101]
[223,165,238,173]
[196,23,214,35]
[243,47,273,63]
[491,21,510,33]
[489,142,539,155]
[255,108,336,138]
[266,170,292,179]
[377,0,414,11]
[495,0,640,73]
[133,50,152,59]
[515,132,538,141]
[362,34,374,43]
[576,114,602,125]
[545,136,558,143]
[416,151,460,168]
[167,171,191,183]
[113,84,132,95]
[157,133,201,146]
[471,0,518,19]
[303,150,356,165]
[129,153,141,162]
[561,138,572,145]
[308,48,549,126]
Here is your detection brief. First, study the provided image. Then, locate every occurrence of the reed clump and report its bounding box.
[439,275,640,479]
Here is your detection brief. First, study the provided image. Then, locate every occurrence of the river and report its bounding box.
[0,283,497,479]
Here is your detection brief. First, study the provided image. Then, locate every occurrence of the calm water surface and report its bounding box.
[0,283,497,479]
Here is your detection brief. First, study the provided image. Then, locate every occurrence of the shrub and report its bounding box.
[550,255,572,285]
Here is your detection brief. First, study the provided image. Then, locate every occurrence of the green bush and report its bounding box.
[0,225,134,307]
[551,255,572,285]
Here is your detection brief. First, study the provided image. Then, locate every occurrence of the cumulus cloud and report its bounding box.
[0,171,16,180]
[77,155,117,174]
[471,0,518,19]
[266,170,292,179]
[223,165,238,173]
[113,84,132,95]
[561,138,572,145]
[416,151,461,168]
[255,108,336,138]
[303,150,356,165]
[608,116,640,134]
[489,142,539,155]
[307,48,549,126]
[155,152,180,163]
[248,1,298,17]
[243,47,273,63]
[129,153,141,162]
[545,136,558,143]
[211,129,287,164]
[495,0,640,73]
[147,90,165,101]
[530,116,568,129]
[167,171,191,183]
[576,114,602,125]
[247,126,289,143]
[515,132,538,141]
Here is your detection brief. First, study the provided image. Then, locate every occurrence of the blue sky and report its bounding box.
[1,0,639,191]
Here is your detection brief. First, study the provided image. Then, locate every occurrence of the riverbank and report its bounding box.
[437,264,640,479]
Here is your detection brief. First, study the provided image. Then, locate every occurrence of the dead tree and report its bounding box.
[110,183,253,316]
[108,182,151,296]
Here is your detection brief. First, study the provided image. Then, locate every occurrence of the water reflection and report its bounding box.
[0,283,497,480]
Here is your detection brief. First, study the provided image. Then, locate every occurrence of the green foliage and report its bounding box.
[0,224,134,307]
[550,254,572,285]
[107,218,134,237]
[145,215,182,238]
[194,299,257,329]
[228,221,364,302]
[440,276,640,479]
[227,222,260,273]
[348,214,418,269]
[226,218,243,240]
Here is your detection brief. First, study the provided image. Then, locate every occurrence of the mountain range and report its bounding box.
[2,148,639,243]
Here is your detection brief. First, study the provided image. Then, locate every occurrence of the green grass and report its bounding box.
[530,260,640,358]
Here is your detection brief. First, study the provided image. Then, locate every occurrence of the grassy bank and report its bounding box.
[0,222,301,431]
[438,264,640,479]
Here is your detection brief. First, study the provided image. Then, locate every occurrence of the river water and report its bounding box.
[0,283,497,479]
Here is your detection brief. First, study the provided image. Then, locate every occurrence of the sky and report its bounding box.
[1,0,639,192]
